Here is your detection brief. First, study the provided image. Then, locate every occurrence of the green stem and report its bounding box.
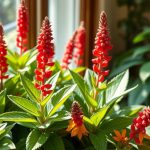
[0,71,3,91]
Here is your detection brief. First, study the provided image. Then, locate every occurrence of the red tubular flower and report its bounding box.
[35,17,54,97]
[130,107,150,144]
[73,21,86,66]
[16,0,28,55]
[0,24,9,85]
[92,11,112,83]
[66,101,88,140]
[61,32,77,70]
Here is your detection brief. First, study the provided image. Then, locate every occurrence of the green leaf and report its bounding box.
[118,105,143,117]
[26,129,49,150]
[0,138,16,150]
[132,44,150,58]
[90,100,116,127]
[43,111,70,128]
[83,116,94,126]
[41,72,60,107]
[133,28,150,43]
[48,85,76,117]
[109,84,138,103]
[18,50,30,68]
[91,85,137,127]
[8,95,40,117]
[110,60,144,78]
[5,75,20,94]
[106,70,129,103]
[84,69,97,91]
[128,80,149,105]
[20,74,40,102]
[139,62,150,82]
[100,117,133,133]
[90,131,107,150]
[0,111,37,123]
[26,48,37,66]
[43,134,65,150]
[69,70,97,107]
[63,67,85,81]
[0,90,6,114]
[0,123,7,136]
[46,71,60,89]
[0,124,15,140]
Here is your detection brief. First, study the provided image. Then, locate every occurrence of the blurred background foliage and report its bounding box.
[111,0,150,106]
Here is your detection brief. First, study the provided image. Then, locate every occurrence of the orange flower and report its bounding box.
[113,129,128,144]
[138,132,150,145]
[66,101,88,140]
[66,120,88,140]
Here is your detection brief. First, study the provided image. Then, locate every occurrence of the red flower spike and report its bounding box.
[73,21,86,66]
[35,17,54,98]
[130,107,150,144]
[16,0,28,55]
[66,101,88,140]
[0,24,9,84]
[92,11,112,84]
[61,31,77,70]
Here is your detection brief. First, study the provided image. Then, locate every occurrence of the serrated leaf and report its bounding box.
[90,131,107,150]
[8,95,40,117]
[20,74,40,102]
[70,70,97,107]
[106,70,129,103]
[48,85,76,117]
[0,111,37,123]
[139,62,150,82]
[26,129,49,150]
[0,90,6,114]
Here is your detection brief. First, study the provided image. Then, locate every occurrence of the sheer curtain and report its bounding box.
[49,0,80,61]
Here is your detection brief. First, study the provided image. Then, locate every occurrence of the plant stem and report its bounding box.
[0,71,3,91]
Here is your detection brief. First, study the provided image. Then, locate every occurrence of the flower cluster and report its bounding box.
[130,107,150,144]
[113,129,131,149]
[61,32,77,70]
[35,17,54,97]
[0,24,8,81]
[66,101,88,139]
[73,21,86,66]
[92,11,112,83]
[16,0,28,55]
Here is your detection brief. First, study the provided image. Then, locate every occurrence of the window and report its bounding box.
[0,0,18,50]
[49,0,80,61]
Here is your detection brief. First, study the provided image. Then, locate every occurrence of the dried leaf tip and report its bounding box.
[0,23,3,35]
[100,11,107,28]
[21,0,25,5]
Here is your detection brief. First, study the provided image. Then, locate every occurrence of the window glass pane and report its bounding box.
[0,0,18,50]
[48,0,80,61]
